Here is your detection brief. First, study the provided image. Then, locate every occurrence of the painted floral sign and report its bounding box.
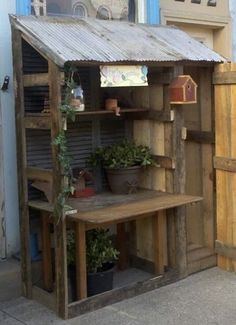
[100,65,148,87]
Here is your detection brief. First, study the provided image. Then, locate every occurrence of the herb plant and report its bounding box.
[89,140,157,169]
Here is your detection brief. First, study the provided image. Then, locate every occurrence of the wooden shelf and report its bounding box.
[25,108,148,117]
[28,189,202,225]
[24,108,175,129]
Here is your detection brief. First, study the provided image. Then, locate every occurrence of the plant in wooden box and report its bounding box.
[89,140,156,194]
[67,228,119,300]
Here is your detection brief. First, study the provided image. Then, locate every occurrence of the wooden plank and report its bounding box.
[32,286,56,312]
[152,155,175,169]
[129,255,154,273]
[187,249,216,275]
[41,211,53,292]
[214,156,236,172]
[24,116,51,129]
[186,130,215,144]
[215,240,236,261]
[75,221,87,300]
[172,66,188,277]
[148,110,175,122]
[167,209,176,268]
[23,72,64,87]
[49,61,68,319]
[215,63,236,272]
[163,71,176,268]
[11,28,32,298]
[200,67,215,251]
[68,270,179,318]
[69,194,202,225]
[27,167,53,182]
[148,71,173,85]
[116,223,128,270]
[213,71,236,85]
[153,211,165,274]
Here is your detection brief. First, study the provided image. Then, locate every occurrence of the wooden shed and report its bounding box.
[10,15,225,319]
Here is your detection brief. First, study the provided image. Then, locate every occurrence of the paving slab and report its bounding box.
[0,267,236,325]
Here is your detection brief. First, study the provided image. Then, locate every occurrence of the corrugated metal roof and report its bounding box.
[10,15,226,67]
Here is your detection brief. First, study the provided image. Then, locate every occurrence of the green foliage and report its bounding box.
[52,131,72,177]
[52,131,74,222]
[60,104,76,122]
[88,140,157,169]
[67,228,119,273]
[60,65,78,122]
[52,65,81,222]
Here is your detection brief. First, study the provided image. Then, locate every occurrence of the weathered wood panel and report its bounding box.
[12,29,32,298]
[215,63,236,272]
[49,61,68,318]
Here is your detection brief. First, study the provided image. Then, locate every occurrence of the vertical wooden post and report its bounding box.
[172,66,188,277]
[199,67,214,250]
[163,69,176,268]
[11,28,32,298]
[49,61,68,319]
[41,212,53,292]
[153,211,165,275]
[117,223,128,270]
[75,221,87,300]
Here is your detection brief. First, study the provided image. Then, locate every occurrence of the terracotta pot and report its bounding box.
[105,98,120,116]
[105,98,117,110]
[106,166,142,194]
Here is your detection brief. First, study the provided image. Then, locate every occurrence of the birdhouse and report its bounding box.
[169,75,197,104]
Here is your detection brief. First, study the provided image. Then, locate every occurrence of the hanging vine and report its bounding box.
[52,65,79,222]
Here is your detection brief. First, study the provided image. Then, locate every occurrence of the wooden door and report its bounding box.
[184,66,216,274]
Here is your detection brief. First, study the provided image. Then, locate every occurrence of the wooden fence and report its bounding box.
[214,63,236,272]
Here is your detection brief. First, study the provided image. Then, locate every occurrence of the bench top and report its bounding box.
[28,190,202,226]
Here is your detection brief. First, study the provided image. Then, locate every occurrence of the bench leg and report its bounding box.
[117,223,128,270]
[75,221,87,300]
[153,211,165,275]
[41,211,53,291]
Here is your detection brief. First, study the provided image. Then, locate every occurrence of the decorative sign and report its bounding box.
[100,65,148,87]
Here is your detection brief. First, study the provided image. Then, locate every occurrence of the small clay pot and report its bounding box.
[105,98,117,110]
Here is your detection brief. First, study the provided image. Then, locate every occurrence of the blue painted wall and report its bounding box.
[16,0,31,15]
[0,0,19,257]
[147,0,160,24]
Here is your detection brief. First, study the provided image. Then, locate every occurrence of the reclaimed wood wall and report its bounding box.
[133,66,216,274]
[214,63,236,272]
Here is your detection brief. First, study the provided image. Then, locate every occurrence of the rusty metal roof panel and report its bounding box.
[10,15,226,66]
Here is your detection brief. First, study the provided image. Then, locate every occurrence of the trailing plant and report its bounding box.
[52,131,74,221]
[67,228,119,273]
[59,65,83,121]
[59,67,77,121]
[88,140,157,169]
[52,65,80,221]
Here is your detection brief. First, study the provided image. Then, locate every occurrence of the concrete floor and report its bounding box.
[0,264,236,325]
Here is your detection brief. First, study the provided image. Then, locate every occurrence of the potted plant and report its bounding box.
[67,228,119,300]
[88,140,157,194]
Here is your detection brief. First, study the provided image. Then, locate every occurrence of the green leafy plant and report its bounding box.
[59,65,78,121]
[67,228,119,273]
[52,65,81,221]
[88,140,157,169]
[52,131,74,221]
